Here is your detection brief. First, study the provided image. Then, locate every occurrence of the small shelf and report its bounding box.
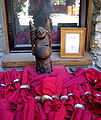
[1,52,92,67]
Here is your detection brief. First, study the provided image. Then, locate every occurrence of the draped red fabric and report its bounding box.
[96,117,101,120]
[0,99,15,120]
[0,66,101,119]
[12,67,37,120]
[0,67,37,120]
[33,65,68,120]
[31,65,68,96]
[0,72,6,99]
[94,72,101,90]
[13,90,37,120]
[71,109,95,120]
[85,68,100,85]
[43,100,66,120]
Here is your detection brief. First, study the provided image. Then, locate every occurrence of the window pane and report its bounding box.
[50,0,80,44]
[6,0,82,50]
[13,0,32,47]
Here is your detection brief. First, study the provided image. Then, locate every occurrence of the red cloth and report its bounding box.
[0,89,37,120]
[0,65,101,119]
[85,68,100,85]
[12,90,37,120]
[0,72,7,99]
[0,68,37,120]
[43,100,66,120]
[87,91,101,115]
[94,72,101,90]
[0,99,15,120]
[31,65,68,96]
[96,117,101,120]
[71,109,95,120]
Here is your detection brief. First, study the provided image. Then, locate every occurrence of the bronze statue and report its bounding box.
[29,22,52,73]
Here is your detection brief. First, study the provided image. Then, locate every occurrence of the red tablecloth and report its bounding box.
[0,65,100,120]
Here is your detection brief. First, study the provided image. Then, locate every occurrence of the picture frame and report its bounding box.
[60,27,86,58]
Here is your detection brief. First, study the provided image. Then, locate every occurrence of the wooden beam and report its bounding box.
[2,0,10,53]
[1,52,92,67]
[86,0,93,51]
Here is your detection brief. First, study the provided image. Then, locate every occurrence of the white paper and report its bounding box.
[65,33,80,53]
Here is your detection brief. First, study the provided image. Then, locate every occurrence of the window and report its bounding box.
[5,0,87,52]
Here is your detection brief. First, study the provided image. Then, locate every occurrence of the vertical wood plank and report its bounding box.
[86,0,93,51]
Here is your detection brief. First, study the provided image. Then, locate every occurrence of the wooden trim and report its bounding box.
[86,0,93,51]
[1,52,92,67]
[2,59,92,67]
[2,0,9,53]
[80,0,87,27]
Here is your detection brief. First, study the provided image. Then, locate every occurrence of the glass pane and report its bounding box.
[13,0,33,47]
[50,0,80,44]
[7,0,81,49]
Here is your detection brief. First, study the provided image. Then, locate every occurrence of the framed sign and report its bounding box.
[60,27,86,58]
